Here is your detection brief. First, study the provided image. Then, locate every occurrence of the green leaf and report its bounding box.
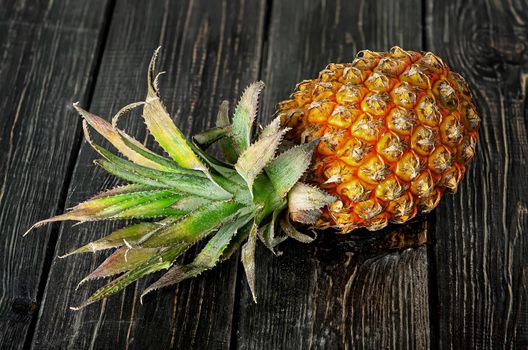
[257,200,287,255]
[170,196,212,212]
[71,244,189,310]
[235,128,288,195]
[241,221,258,303]
[30,190,183,228]
[93,144,232,200]
[117,129,203,176]
[219,222,252,261]
[142,48,206,172]
[88,184,155,200]
[75,104,164,170]
[189,141,238,179]
[193,126,230,148]
[76,246,164,286]
[141,211,253,298]
[231,81,265,153]
[265,138,318,198]
[61,222,160,256]
[215,100,238,163]
[143,201,245,247]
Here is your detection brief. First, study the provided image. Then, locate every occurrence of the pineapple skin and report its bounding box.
[277,47,480,233]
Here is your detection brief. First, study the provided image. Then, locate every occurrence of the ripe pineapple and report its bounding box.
[278,47,480,233]
[27,47,478,309]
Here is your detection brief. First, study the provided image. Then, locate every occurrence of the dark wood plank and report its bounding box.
[0,0,111,348]
[236,0,431,349]
[30,0,266,349]
[427,0,528,348]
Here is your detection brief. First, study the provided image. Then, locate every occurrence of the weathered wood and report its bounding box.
[427,0,528,348]
[235,0,432,349]
[0,0,111,349]
[30,0,266,349]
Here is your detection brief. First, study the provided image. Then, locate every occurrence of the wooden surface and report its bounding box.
[0,0,526,349]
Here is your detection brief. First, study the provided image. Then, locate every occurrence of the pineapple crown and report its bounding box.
[26,48,335,309]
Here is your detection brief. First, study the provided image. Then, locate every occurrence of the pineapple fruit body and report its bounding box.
[278,47,480,233]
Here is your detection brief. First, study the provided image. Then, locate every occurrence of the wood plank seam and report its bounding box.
[21,1,117,349]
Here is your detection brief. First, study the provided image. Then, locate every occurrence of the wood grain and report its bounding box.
[29,0,266,349]
[235,0,432,349]
[427,0,528,348]
[0,0,111,348]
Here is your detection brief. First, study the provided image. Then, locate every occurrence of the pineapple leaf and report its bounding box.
[116,128,202,176]
[170,196,212,212]
[289,209,322,225]
[30,190,183,228]
[257,200,287,255]
[61,222,160,257]
[235,128,288,196]
[188,141,239,179]
[279,213,317,243]
[193,126,230,148]
[92,143,232,200]
[74,103,164,170]
[230,81,265,153]
[88,184,155,200]
[141,211,253,298]
[71,244,188,310]
[241,221,258,303]
[287,182,336,211]
[265,138,319,198]
[142,47,206,172]
[143,201,245,247]
[219,222,252,261]
[259,116,281,139]
[77,246,164,287]
[111,101,145,128]
[288,182,336,224]
[215,100,238,163]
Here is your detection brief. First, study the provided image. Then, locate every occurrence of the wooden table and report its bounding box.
[1,0,527,349]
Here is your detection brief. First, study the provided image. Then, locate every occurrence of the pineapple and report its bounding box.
[278,47,480,233]
[27,47,479,309]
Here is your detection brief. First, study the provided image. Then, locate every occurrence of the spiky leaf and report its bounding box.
[143,201,245,247]
[74,103,164,170]
[142,48,206,172]
[30,190,183,229]
[231,81,265,153]
[72,244,188,310]
[141,211,253,297]
[235,128,288,195]
[61,222,160,256]
[215,100,238,163]
[93,144,232,200]
[288,182,336,224]
[77,246,164,286]
[241,222,258,303]
[265,139,318,198]
[258,200,287,254]
[279,213,317,243]
[259,116,281,139]
[193,126,230,148]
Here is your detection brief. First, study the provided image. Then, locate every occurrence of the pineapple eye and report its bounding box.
[411,125,436,156]
[361,92,390,116]
[415,95,441,127]
[353,199,383,220]
[391,82,417,108]
[434,79,459,110]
